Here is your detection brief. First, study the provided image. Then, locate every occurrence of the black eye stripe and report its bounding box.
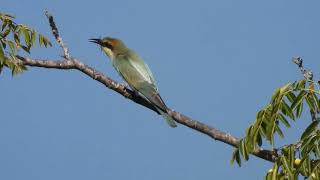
[104,42,114,50]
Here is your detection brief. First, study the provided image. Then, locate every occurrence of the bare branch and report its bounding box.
[17,55,277,162]
[292,56,318,121]
[45,11,71,60]
[292,56,313,82]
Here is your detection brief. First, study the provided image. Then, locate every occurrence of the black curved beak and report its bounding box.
[89,38,102,45]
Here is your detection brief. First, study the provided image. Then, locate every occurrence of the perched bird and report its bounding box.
[90,37,177,127]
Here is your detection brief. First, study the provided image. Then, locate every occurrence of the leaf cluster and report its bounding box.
[0,12,51,75]
[231,79,320,179]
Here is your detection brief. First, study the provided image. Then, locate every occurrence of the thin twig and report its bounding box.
[45,11,71,60]
[292,56,313,82]
[292,56,318,121]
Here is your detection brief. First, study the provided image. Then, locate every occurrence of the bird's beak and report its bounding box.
[89,38,102,45]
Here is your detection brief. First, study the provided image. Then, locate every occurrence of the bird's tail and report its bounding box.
[158,109,177,128]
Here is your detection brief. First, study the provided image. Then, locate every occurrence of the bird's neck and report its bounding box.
[102,47,115,60]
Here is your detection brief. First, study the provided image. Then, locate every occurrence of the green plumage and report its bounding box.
[90,37,177,128]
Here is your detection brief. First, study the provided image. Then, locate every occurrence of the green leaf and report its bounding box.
[20,45,30,54]
[301,120,320,140]
[280,101,295,120]
[1,21,7,31]
[39,34,43,47]
[41,36,52,47]
[0,13,14,20]
[10,60,26,76]
[286,91,297,103]
[281,155,294,179]
[251,111,265,141]
[256,131,262,147]
[291,90,307,110]
[306,94,318,113]
[275,125,284,138]
[300,157,311,176]
[31,30,36,46]
[301,135,318,156]
[0,43,4,62]
[266,116,277,146]
[311,161,320,177]
[14,32,20,45]
[22,27,30,47]
[239,139,249,161]
[314,144,320,158]
[278,113,291,128]
[245,124,253,136]
[0,46,4,74]
[245,126,255,151]
[271,88,281,103]
[9,55,17,76]
[4,56,14,69]
[7,40,16,55]
[271,162,279,180]
[265,170,273,180]
[280,83,292,94]
[310,93,319,112]
[296,102,304,118]
[0,38,6,49]
[259,123,266,137]
[231,148,241,167]
[2,25,11,37]
[287,146,294,167]
[295,79,306,90]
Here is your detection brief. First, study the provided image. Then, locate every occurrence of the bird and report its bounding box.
[89,37,177,128]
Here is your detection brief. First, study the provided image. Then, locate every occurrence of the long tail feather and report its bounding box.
[159,109,177,128]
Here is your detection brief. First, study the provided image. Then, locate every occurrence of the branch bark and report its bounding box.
[45,11,71,60]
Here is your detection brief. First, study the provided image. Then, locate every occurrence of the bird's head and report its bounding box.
[89,37,124,60]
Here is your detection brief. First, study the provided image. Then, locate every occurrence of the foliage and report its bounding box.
[231,79,320,179]
[0,12,51,76]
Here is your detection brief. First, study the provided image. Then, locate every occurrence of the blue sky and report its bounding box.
[1,1,320,179]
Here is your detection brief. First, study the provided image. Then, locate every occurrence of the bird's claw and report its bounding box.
[120,82,130,89]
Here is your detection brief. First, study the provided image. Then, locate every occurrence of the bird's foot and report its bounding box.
[120,82,130,89]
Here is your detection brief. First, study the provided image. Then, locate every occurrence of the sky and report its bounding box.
[1,0,320,179]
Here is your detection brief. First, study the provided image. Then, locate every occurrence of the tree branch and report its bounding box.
[17,56,277,162]
[45,11,71,60]
[292,56,318,121]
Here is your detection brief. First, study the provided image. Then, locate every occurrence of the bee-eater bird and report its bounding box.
[89,37,177,128]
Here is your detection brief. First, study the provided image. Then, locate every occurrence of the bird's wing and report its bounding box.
[127,50,157,86]
[113,53,167,111]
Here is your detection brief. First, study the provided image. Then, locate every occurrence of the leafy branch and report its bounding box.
[0,12,51,75]
[231,58,320,179]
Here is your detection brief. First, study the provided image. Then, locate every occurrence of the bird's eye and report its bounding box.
[104,42,114,50]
